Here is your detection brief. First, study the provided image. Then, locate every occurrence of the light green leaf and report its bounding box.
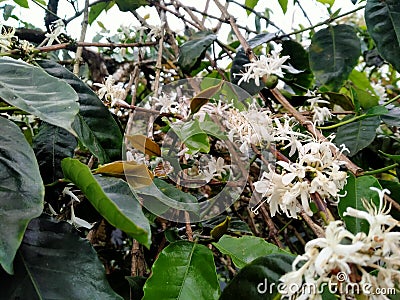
[334,116,380,156]
[143,241,220,300]
[0,117,44,274]
[245,0,259,15]
[365,0,400,72]
[338,174,381,234]
[61,158,151,248]
[165,118,210,154]
[38,60,123,164]
[178,31,217,73]
[0,58,79,134]
[220,254,295,300]
[309,25,361,91]
[12,0,28,8]
[0,216,123,299]
[348,69,379,109]
[89,1,115,25]
[278,0,288,13]
[317,0,335,6]
[213,235,292,269]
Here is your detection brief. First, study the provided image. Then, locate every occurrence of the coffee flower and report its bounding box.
[279,187,400,299]
[235,42,301,86]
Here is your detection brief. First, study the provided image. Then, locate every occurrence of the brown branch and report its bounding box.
[37,41,158,52]
[73,0,89,75]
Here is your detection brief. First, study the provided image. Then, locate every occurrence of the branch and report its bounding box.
[73,0,89,76]
[37,41,158,52]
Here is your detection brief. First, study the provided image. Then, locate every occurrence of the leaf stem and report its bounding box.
[361,163,399,176]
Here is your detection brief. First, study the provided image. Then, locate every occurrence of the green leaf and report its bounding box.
[0,58,79,134]
[137,178,199,218]
[0,117,44,274]
[143,241,220,300]
[89,1,115,25]
[230,33,276,95]
[281,40,314,94]
[115,0,148,12]
[338,174,381,234]
[334,116,380,156]
[316,0,335,6]
[213,235,292,269]
[178,32,217,73]
[245,0,259,15]
[220,254,295,300]
[61,158,151,248]
[37,60,123,164]
[348,70,379,109]
[0,216,123,299]
[365,0,400,72]
[165,118,210,154]
[309,25,361,91]
[365,105,389,116]
[199,114,227,140]
[33,122,77,184]
[378,150,400,162]
[381,106,400,126]
[278,0,288,13]
[12,0,28,8]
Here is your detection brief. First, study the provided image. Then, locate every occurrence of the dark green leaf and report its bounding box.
[281,40,314,94]
[321,92,354,110]
[3,4,15,21]
[378,150,400,162]
[0,117,44,274]
[137,178,199,217]
[125,276,146,300]
[220,254,295,300]
[338,174,381,234]
[0,58,79,133]
[143,241,220,300]
[89,1,115,25]
[178,32,217,73]
[61,158,151,248]
[334,116,380,156]
[12,0,28,8]
[213,235,292,269]
[230,33,276,95]
[309,25,361,91]
[0,216,123,299]
[37,60,123,164]
[245,0,259,15]
[381,106,400,126]
[115,0,148,12]
[366,105,389,116]
[33,122,77,184]
[365,0,400,72]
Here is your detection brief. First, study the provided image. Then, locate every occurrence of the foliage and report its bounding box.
[1,0,400,299]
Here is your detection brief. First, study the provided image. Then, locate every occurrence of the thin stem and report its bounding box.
[73,0,89,76]
[37,41,157,52]
[31,0,61,21]
[278,5,365,39]
[361,163,399,176]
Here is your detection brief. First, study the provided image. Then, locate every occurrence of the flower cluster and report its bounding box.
[302,94,332,126]
[235,41,301,86]
[279,187,400,299]
[0,22,15,52]
[253,138,348,218]
[94,75,127,107]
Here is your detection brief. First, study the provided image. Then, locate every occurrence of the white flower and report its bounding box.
[147,22,165,40]
[304,94,332,125]
[63,187,93,229]
[0,23,15,51]
[44,19,65,46]
[94,75,115,100]
[235,42,301,86]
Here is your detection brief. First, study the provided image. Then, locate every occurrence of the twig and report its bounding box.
[278,5,365,39]
[299,211,325,238]
[37,41,158,52]
[73,0,89,76]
